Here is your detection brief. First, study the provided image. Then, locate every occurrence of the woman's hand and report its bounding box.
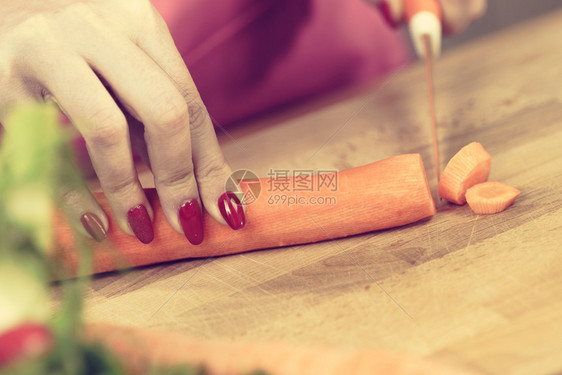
[372,0,487,34]
[0,0,245,245]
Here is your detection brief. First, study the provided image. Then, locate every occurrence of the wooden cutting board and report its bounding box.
[52,8,562,375]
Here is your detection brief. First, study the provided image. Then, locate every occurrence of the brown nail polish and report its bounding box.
[127,204,154,244]
[179,199,204,245]
[80,212,107,242]
[218,191,245,230]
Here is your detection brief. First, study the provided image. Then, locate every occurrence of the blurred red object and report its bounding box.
[0,323,53,368]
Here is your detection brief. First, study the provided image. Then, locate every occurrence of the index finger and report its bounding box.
[134,6,246,230]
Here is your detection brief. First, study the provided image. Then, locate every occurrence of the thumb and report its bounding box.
[368,0,405,28]
[439,0,487,35]
[368,0,486,36]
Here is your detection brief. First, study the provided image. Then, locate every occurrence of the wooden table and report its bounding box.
[67,9,562,375]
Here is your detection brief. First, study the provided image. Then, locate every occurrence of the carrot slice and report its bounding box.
[466,181,520,214]
[85,323,476,375]
[438,142,491,204]
[53,154,436,277]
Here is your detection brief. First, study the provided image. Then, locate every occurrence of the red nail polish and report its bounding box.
[127,204,154,244]
[0,323,53,366]
[218,192,245,230]
[80,212,107,242]
[377,1,398,28]
[179,199,204,245]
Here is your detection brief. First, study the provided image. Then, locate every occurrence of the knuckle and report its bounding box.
[103,0,153,35]
[103,175,137,196]
[58,187,98,216]
[184,90,202,106]
[10,3,90,47]
[188,101,210,134]
[120,0,153,18]
[152,96,189,135]
[58,186,82,207]
[184,91,208,131]
[64,2,95,19]
[9,15,54,52]
[156,169,196,190]
[24,15,50,36]
[83,109,128,147]
[197,157,229,182]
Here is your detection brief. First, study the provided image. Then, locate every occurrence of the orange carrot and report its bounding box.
[438,142,491,204]
[466,181,520,215]
[53,154,435,277]
[84,323,477,375]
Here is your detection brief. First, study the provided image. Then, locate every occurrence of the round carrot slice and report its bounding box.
[466,181,520,214]
[438,142,491,204]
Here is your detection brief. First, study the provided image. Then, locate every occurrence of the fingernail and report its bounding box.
[80,212,107,242]
[218,192,245,230]
[127,204,154,244]
[179,199,204,245]
[377,1,398,28]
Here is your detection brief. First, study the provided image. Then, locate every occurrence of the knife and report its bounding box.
[404,0,442,182]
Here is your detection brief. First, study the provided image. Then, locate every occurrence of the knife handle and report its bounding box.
[404,0,442,59]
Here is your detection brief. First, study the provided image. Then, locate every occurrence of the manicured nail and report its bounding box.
[127,204,154,244]
[80,212,107,242]
[377,1,398,28]
[179,199,204,245]
[218,192,245,230]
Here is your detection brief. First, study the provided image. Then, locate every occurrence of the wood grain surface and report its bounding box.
[52,10,562,375]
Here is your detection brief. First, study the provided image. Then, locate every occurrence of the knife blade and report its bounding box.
[404,0,442,183]
[422,33,440,182]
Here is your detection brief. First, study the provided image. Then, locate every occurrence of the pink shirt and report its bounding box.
[151,0,411,126]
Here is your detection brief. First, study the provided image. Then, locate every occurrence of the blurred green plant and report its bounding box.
[0,104,70,335]
[0,104,263,375]
[0,103,121,374]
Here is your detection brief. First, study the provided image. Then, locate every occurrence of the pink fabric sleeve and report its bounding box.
[155,0,411,126]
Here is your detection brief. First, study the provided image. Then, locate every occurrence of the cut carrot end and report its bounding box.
[438,142,491,204]
[466,181,520,215]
